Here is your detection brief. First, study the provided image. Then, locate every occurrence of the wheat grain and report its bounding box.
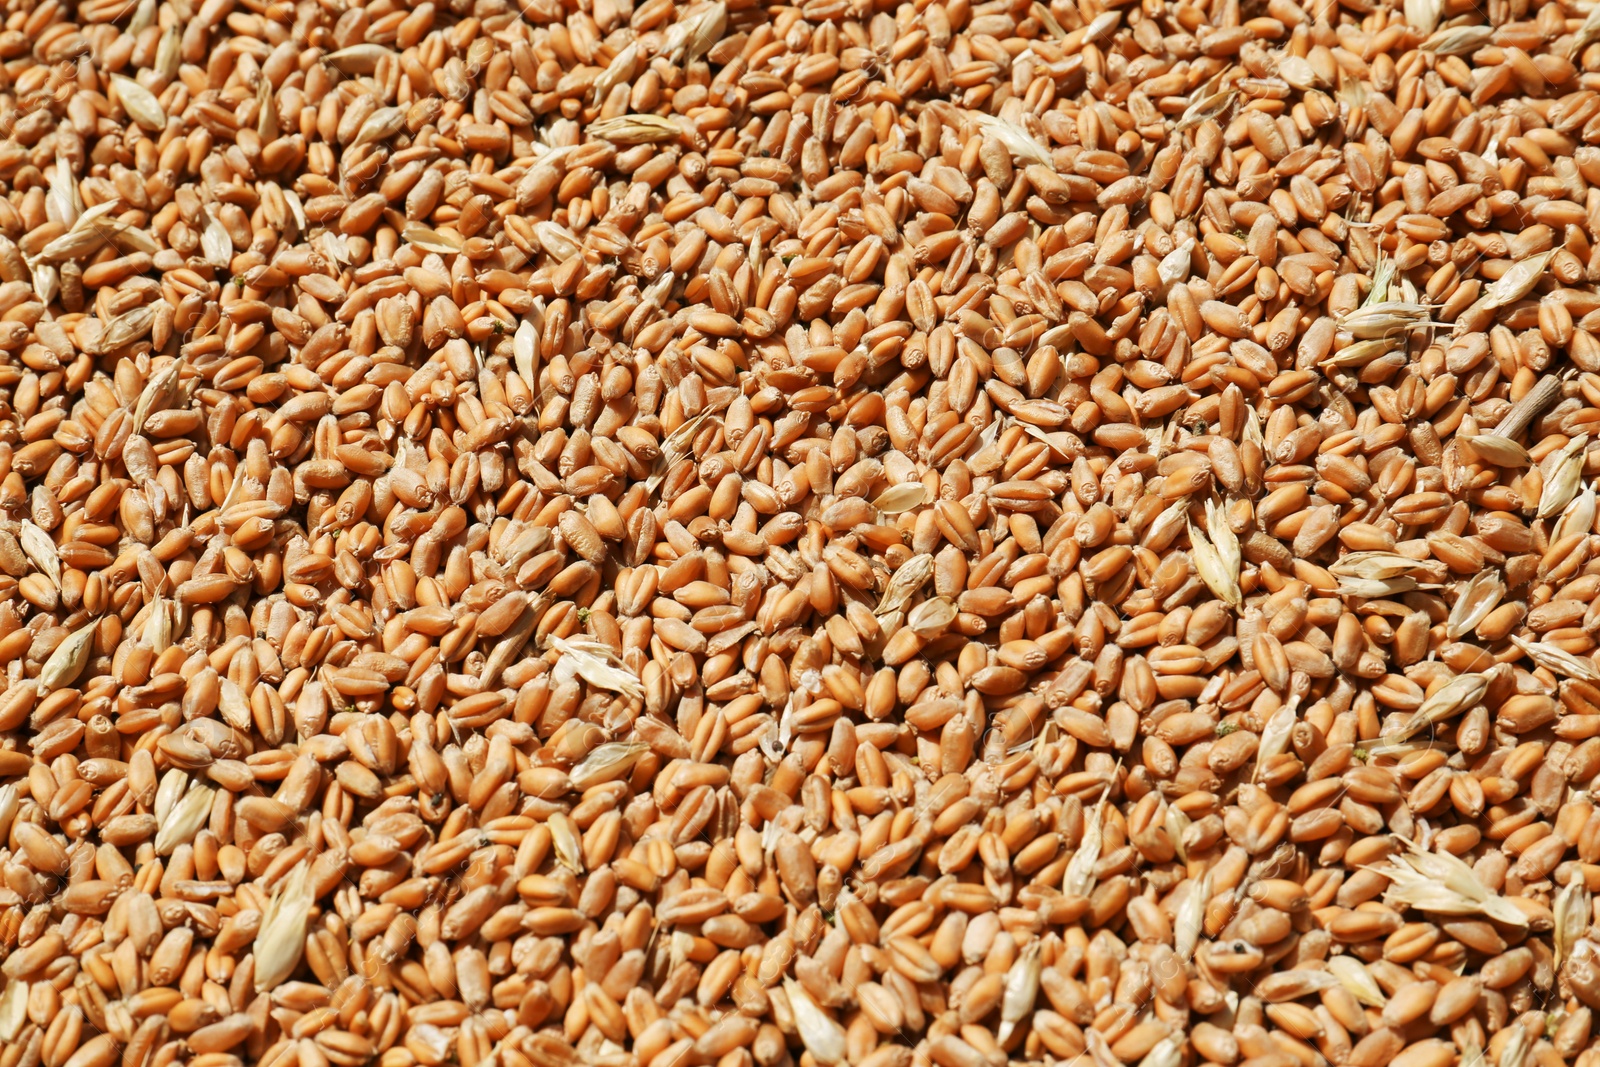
[0,2,1598,1067]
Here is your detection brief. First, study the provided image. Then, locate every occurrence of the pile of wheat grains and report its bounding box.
[1,0,1600,1066]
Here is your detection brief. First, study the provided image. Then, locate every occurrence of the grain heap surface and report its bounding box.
[5,1,1600,1067]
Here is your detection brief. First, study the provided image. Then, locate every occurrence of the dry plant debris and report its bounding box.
[8,0,1600,1066]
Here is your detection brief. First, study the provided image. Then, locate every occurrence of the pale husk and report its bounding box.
[996,941,1041,1043]
[1174,89,1236,133]
[1554,869,1590,971]
[132,357,184,436]
[1537,434,1589,518]
[513,317,539,389]
[254,861,315,991]
[0,784,17,843]
[1404,0,1441,35]
[1322,337,1399,368]
[1498,1020,1530,1067]
[201,211,234,268]
[35,201,120,262]
[0,978,24,1043]
[871,482,927,514]
[681,2,727,65]
[587,114,682,144]
[570,742,649,791]
[1365,250,1397,305]
[1065,777,1117,899]
[143,592,171,653]
[402,223,465,255]
[1573,2,1600,58]
[1329,551,1427,581]
[1157,239,1193,288]
[1174,867,1208,961]
[1423,24,1493,54]
[646,407,715,498]
[1334,575,1420,598]
[28,261,57,306]
[1165,805,1191,867]
[966,110,1054,168]
[783,980,847,1065]
[1254,692,1301,784]
[1188,506,1241,610]
[1326,954,1387,1006]
[533,220,582,261]
[352,106,405,148]
[592,42,640,105]
[877,553,934,615]
[1556,486,1598,545]
[1204,498,1240,578]
[1337,301,1436,339]
[906,596,956,637]
[18,520,59,590]
[1386,671,1488,743]
[1447,571,1504,639]
[1016,421,1077,459]
[153,769,188,826]
[45,159,82,227]
[1508,633,1600,683]
[1483,250,1555,310]
[154,783,214,855]
[257,77,277,140]
[549,634,644,701]
[550,811,584,873]
[111,73,166,130]
[0,979,23,1043]
[40,620,97,692]
[218,677,253,731]
[102,305,155,351]
[128,0,156,32]
[154,23,180,80]
[1030,1,1067,37]
[322,43,387,73]
[1372,838,1527,927]
[1138,1035,1184,1067]
[1463,434,1529,467]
